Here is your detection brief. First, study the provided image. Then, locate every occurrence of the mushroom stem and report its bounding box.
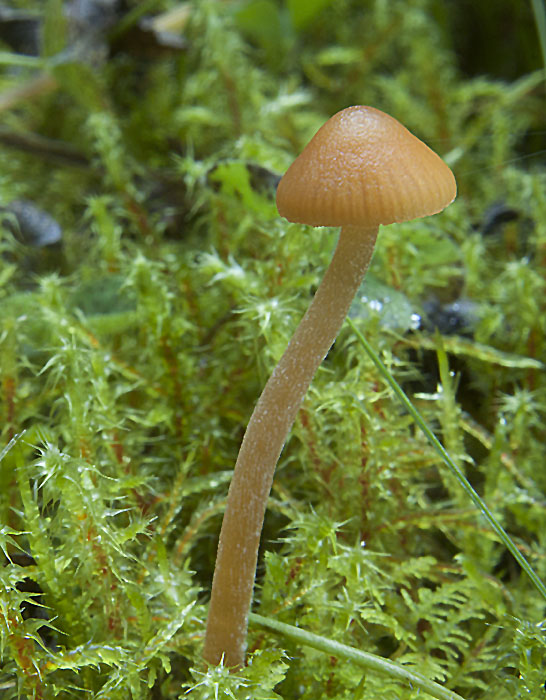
[204,224,379,668]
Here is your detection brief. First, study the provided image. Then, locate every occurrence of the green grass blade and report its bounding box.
[346,317,546,602]
[0,52,46,68]
[249,613,466,700]
[531,0,546,77]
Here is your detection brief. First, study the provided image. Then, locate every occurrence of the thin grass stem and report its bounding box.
[346,317,546,603]
[249,613,467,700]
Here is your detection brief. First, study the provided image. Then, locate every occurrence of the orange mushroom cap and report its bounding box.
[276,105,456,228]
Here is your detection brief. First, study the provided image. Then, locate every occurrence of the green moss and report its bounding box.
[1,0,545,698]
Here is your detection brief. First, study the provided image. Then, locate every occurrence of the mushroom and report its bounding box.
[203,106,457,668]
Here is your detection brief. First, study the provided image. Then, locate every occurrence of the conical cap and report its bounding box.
[276,106,456,228]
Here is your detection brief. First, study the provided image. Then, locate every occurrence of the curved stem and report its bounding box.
[203,225,379,668]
